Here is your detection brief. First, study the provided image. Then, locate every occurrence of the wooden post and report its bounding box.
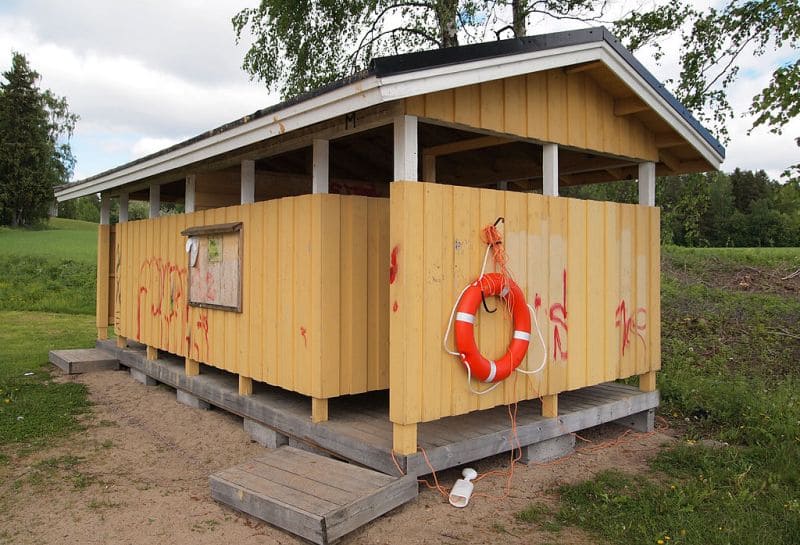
[638,161,656,206]
[543,143,558,196]
[311,398,328,423]
[393,423,417,455]
[116,335,127,349]
[118,192,129,223]
[541,394,558,418]
[422,154,436,182]
[149,183,160,218]
[241,160,255,204]
[239,376,253,396]
[100,194,111,225]
[146,346,158,361]
[639,371,657,392]
[393,115,418,181]
[185,357,199,377]
[96,197,111,340]
[312,139,329,193]
[185,175,196,213]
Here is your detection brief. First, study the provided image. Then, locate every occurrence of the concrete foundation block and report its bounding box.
[614,408,655,433]
[519,433,576,465]
[130,367,157,386]
[177,389,211,410]
[244,418,289,449]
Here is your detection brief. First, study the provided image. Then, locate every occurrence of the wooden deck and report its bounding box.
[210,446,417,544]
[99,339,659,477]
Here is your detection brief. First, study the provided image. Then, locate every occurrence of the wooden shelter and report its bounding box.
[56,28,724,457]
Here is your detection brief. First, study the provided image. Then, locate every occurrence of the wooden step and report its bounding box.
[49,348,120,374]
[210,446,417,544]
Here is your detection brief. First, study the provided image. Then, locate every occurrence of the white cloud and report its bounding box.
[131,137,183,159]
[1,0,797,181]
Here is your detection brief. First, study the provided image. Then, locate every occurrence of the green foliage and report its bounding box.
[615,0,799,142]
[0,52,78,227]
[58,195,100,223]
[557,247,800,545]
[562,169,800,247]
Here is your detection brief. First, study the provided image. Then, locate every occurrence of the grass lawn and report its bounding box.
[0,219,98,457]
[526,246,800,544]
[0,218,97,315]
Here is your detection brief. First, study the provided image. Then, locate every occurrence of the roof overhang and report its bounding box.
[56,28,724,202]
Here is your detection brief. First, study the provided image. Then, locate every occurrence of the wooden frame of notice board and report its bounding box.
[181,222,243,313]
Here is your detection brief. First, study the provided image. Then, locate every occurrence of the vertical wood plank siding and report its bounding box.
[113,194,389,399]
[389,182,660,426]
[406,69,658,162]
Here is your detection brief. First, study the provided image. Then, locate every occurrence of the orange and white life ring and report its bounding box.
[453,273,532,383]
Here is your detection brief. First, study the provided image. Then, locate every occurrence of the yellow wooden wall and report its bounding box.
[405,70,658,162]
[112,194,390,399]
[389,181,660,426]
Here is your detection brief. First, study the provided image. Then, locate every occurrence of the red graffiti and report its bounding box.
[136,286,148,340]
[615,301,647,355]
[389,246,399,284]
[549,269,568,361]
[136,257,210,361]
[534,293,542,311]
[392,300,399,312]
[300,326,308,347]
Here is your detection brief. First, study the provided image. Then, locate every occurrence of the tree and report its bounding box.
[615,0,799,144]
[0,52,77,227]
[234,0,798,144]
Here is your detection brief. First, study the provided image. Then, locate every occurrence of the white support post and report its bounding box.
[542,143,559,196]
[638,161,656,206]
[118,191,128,223]
[393,115,418,181]
[149,183,160,218]
[185,175,196,213]
[100,194,111,225]
[241,160,255,204]
[312,139,329,193]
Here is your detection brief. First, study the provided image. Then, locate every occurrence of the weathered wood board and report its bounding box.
[210,446,418,544]
[49,348,119,374]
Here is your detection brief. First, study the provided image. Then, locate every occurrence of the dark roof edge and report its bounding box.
[370,27,724,159]
[64,27,723,193]
[70,70,373,188]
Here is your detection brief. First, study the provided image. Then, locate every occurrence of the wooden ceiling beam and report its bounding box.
[614,96,649,116]
[658,150,682,172]
[654,132,686,148]
[422,135,511,158]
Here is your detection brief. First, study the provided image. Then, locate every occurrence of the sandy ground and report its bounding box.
[0,368,675,545]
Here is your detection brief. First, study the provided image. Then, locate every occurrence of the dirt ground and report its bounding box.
[0,368,676,545]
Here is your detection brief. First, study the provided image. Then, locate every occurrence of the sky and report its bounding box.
[0,0,797,182]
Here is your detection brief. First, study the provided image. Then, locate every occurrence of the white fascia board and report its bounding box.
[377,42,602,98]
[56,77,384,201]
[377,41,723,168]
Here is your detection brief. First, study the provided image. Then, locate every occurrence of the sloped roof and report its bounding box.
[56,27,724,201]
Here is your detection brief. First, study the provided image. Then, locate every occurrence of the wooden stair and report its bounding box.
[210,446,418,544]
[49,348,120,374]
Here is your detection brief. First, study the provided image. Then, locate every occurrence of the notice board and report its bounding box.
[182,222,242,312]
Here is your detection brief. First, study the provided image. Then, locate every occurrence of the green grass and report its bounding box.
[0,218,97,315]
[0,311,95,449]
[551,246,800,545]
[0,218,98,263]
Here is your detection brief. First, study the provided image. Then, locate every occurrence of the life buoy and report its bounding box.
[453,273,532,383]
